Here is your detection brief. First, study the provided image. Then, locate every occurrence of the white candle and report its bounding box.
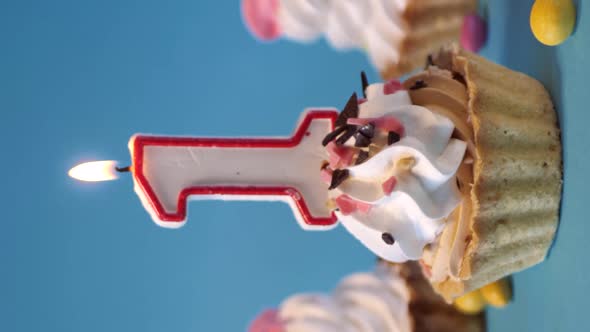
[71,110,339,230]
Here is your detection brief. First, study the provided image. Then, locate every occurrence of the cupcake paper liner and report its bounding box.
[428,45,562,301]
[383,261,486,332]
[380,0,477,79]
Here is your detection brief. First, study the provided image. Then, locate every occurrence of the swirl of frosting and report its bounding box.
[276,0,373,49]
[402,68,474,283]
[242,0,409,69]
[327,81,466,263]
[278,0,330,42]
[277,265,411,332]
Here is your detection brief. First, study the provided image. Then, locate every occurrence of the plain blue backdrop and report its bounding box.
[1,1,588,331]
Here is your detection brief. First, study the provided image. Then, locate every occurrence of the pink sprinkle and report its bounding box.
[355,200,373,214]
[328,153,340,169]
[249,309,285,332]
[320,168,333,184]
[358,97,367,104]
[335,195,372,215]
[383,79,403,95]
[376,116,405,136]
[381,176,397,195]
[419,260,433,279]
[326,142,356,168]
[460,13,487,52]
[347,118,372,126]
[326,142,341,168]
[242,0,282,41]
[347,116,405,136]
[335,195,357,215]
[341,149,355,166]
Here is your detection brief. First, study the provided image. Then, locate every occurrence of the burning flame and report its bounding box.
[68,160,119,182]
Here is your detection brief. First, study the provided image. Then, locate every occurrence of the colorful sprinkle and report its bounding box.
[326,142,356,168]
[358,122,375,138]
[361,71,369,98]
[381,176,397,195]
[378,117,404,135]
[329,169,350,190]
[383,79,403,95]
[335,195,357,215]
[335,195,372,215]
[347,116,404,135]
[387,131,401,145]
[320,167,333,184]
[355,150,369,165]
[381,233,395,245]
[347,118,371,126]
[335,125,357,145]
[419,260,433,278]
[354,132,371,147]
[336,93,359,126]
[355,200,372,214]
[322,125,348,146]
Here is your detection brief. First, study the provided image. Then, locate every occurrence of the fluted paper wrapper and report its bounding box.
[428,45,562,301]
[382,261,486,332]
[380,0,476,79]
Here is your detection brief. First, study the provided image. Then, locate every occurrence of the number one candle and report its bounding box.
[69,110,339,230]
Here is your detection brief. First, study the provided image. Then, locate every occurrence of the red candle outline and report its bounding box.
[132,110,339,228]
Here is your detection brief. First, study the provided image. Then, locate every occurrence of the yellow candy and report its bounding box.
[480,277,513,308]
[454,290,486,314]
[530,0,576,46]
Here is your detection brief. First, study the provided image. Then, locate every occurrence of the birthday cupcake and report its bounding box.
[249,261,485,332]
[242,0,477,79]
[321,44,562,301]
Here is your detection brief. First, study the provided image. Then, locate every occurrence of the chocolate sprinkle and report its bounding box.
[425,54,434,69]
[354,132,371,147]
[361,71,369,98]
[388,131,401,145]
[409,80,427,90]
[335,93,359,127]
[329,169,350,190]
[355,150,369,165]
[358,122,375,138]
[335,125,357,145]
[322,125,348,146]
[381,233,395,245]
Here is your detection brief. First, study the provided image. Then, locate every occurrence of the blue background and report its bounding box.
[0,1,586,331]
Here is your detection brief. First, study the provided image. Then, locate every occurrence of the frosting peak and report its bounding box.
[323,77,467,262]
[277,266,411,332]
[242,0,412,70]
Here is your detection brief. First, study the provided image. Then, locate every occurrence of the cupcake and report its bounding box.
[321,44,562,301]
[249,261,485,332]
[242,0,477,79]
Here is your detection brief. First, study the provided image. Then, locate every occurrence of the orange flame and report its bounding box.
[68,160,119,182]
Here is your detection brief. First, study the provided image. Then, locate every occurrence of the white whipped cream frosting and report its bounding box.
[335,84,466,263]
[277,0,409,70]
[279,264,411,332]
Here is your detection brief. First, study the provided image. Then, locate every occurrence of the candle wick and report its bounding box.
[115,166,131,173]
